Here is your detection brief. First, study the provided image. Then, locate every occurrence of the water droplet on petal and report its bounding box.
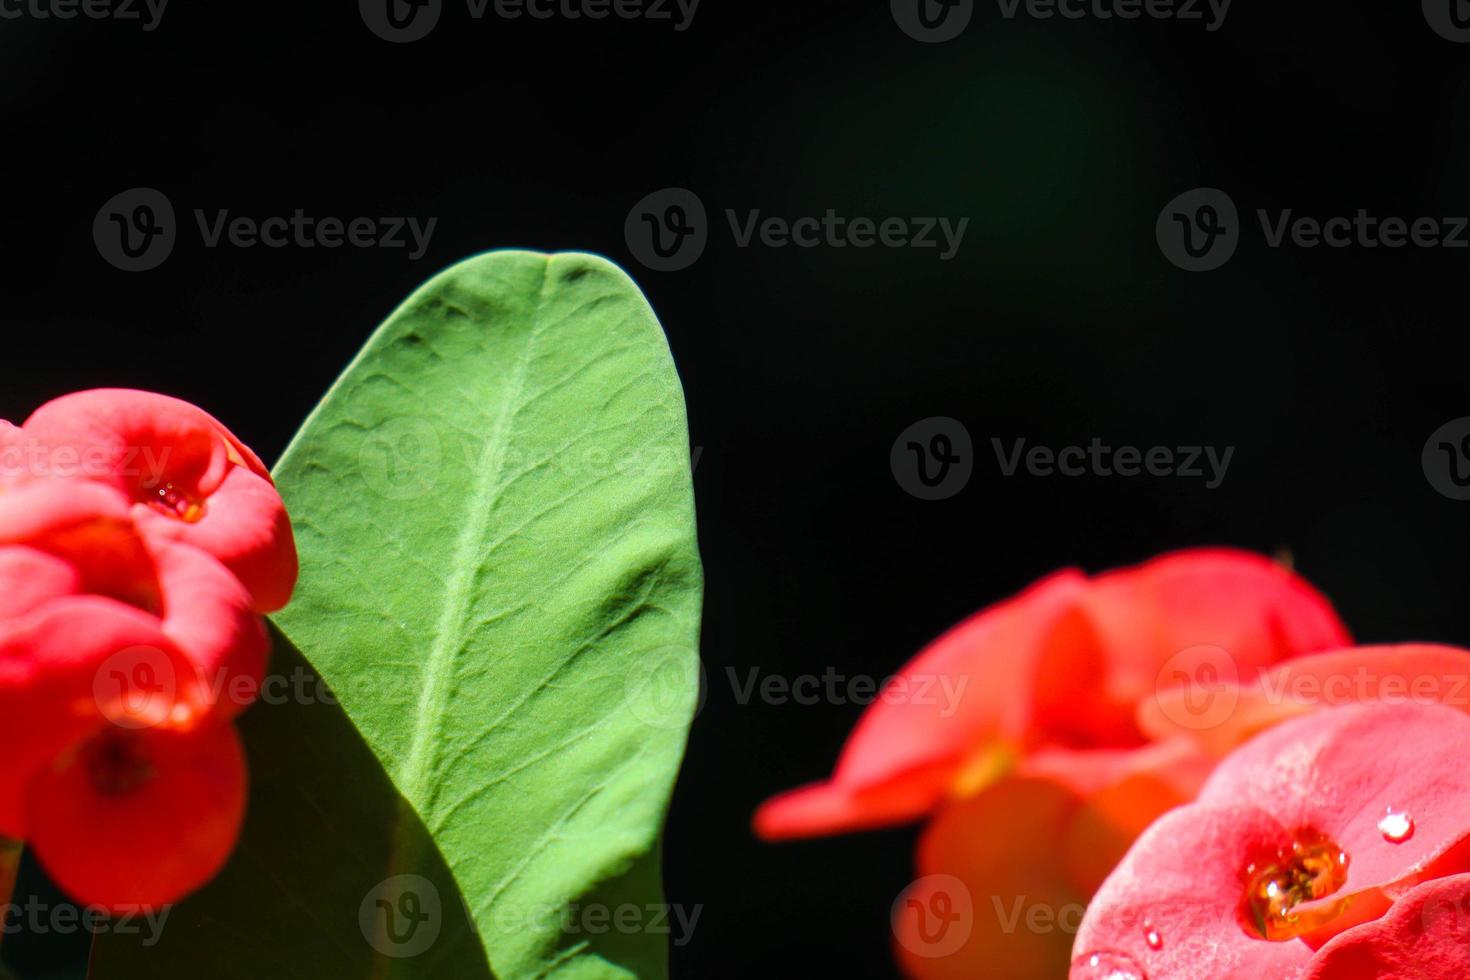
[1072,950,1146,980]
[1241,832,1352,941]
[1143,924,1162,950]
[152,482,206,523]
[1378,809,1414,844]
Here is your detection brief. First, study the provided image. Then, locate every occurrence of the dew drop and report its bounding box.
[1241,832,1352,941]
[1072,950,1146,980]
[1143,924,1162,950]
[1378,809,1414,844]
[152,482,206,523]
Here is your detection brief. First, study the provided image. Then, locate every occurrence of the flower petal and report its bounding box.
[22,389,295,612]
[1305,873,1470,979]
[0,546,80,620]
[148,538,269,724]
[1021,738,1217,896]
[1141,644,1470,755]
[1071,803,1315,978]
[1076,702,1470,977]
[23,389,234,498]
[755,570,1087,839]
[898,779,1087,979]
[0,596,180,836]
[25,723,247,911]
[756,549,1347,840]
[1197,702,1470,910]
[1083,548,1351,719]
[133,466,298,613]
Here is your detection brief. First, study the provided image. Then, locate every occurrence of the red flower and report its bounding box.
[0,390,294,909]
[1072,697,1470,979]
[754,549,1349,977]
[17,389,298,612]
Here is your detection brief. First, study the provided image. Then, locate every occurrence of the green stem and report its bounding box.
[0,838,19,953]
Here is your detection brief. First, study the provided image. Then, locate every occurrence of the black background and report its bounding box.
[3,1,1470,977]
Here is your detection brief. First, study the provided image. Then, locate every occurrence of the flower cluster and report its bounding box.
[0,389,297,910]
[759,549,1470,977]
[755,549,1353,976]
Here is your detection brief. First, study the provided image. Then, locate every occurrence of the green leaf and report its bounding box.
[90,629,495,979]
[271,250,703,978]
[92,251,703,979]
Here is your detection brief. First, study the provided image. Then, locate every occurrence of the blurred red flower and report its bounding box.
[754,549,1350,977]
[0,390,296,909]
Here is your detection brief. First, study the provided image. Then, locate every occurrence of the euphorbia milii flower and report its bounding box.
[0,389,296,910]
[18,388,298,612]
[0,477,266,907]
[754,549,1349,977]
[1073,701,1470,979]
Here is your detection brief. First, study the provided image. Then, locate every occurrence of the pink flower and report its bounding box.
[1073,694,1470,979]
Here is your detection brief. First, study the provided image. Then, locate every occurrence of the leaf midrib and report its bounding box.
[398,258,553,808]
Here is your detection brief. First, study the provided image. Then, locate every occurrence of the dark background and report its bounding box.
[3,1,1470,976]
